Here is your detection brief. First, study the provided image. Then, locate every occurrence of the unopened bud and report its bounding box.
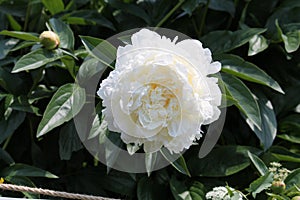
[271,181,286,194]
[39,31,60,50]
[292,196,300,200]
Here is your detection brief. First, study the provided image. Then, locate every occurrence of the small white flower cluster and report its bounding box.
[206,186,243,200]
[269,162,290,181]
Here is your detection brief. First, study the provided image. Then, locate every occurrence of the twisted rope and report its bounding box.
[0,183,120,200]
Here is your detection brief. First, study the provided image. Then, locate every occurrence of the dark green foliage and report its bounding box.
[0,0,299,199]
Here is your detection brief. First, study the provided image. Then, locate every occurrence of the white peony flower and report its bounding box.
[97,29,222,154]
[206,186,243,200]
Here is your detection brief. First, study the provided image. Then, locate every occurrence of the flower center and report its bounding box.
[127,83,179,131]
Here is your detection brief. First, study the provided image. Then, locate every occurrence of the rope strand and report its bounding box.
[0,183,120,200]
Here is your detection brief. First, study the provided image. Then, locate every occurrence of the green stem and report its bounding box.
[24,0,32,31]
[192,17,201,38]
[199,0,210,36]
[2,135,12,150]
[155,0,185,28]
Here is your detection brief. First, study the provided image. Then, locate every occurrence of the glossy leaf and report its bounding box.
[0,30,40,41]
[12,49,65,73]
[78,57,106,84]
[88,114,107,140]
[276,20,300,53]
[37,83,86,137]
[0,163,58,178]
[59,121,83,160]
[248,34,268,56]
[188,145,261,177]
[201,28,266,54]
[161,148,191,176]
[248,151,268,176]
[245,92,277,151]
[222,73,262,130]
[42,0,64,15]
[218,54,284,94]
[247,172,273,198]
[49,18,74,50]
[79,35,116,67]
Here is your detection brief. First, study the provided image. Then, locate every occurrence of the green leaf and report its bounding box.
[218,54,284,94]
[247,172,273,198]
[285,168,300,189]
[98,170,136,196]
[0,147,14,165]
[201,28,266,54]
[248,151,268,176]
[222,73,262,130]
[0,163,58,178]
[79,35,116,67]
[0,110,26,144]
[182,0,235,16]
[10,95,40,115]
[277,134,300,144]
[0,30,40,42]
[188,145,261,177]
[206,0,235,16]
[170,176,205,200]
[78,57,106,84]
[108,0,151,24]
[10,41,36,52]
[37,83,86,137]
[279,114,300,136]
[80,35,102,51]
[0,67,31,95]
[5,176,40,199]
[49,18,74,50]
[88,114,107,140]
[0,38,19,59]
[6,14,22,31]
[265,0,300,40]
[42,0,64,15]
[61,10,115,30]
[59,121,83,160]
[160,148,191,176]
[270,146,300,163]
[12,48,65,73]
[276,20,300,53]
[245,92,277,151]
[266,193,290,200]
[248,34,268,56]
